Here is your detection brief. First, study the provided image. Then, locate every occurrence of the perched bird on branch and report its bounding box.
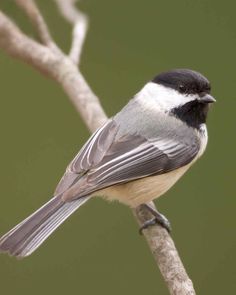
[0,68,215,258]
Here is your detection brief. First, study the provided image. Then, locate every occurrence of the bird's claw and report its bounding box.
[139,204,171,234]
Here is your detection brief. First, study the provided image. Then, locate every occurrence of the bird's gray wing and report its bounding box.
[55,119,200,201]
[54,119,119,195]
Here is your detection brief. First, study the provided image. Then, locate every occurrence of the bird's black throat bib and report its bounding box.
[171,100,209,129]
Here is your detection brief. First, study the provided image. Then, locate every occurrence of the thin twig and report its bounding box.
[0,11,58,76]
[15,0,59,52]
[0,1,196,294]
[54,0,88,64]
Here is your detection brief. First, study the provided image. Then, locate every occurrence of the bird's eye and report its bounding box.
[178,84,186,93]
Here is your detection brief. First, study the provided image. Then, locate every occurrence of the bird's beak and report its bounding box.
[200,94,216,104]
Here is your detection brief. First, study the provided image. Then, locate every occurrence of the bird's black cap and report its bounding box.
[152,69,211,95]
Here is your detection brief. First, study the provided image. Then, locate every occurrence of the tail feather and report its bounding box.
[0,195,90,258]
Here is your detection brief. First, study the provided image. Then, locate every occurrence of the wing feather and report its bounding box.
[54,120,118,195]
[57,119,200,201]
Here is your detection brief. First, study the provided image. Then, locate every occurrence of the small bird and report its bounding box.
[0,69,215,258]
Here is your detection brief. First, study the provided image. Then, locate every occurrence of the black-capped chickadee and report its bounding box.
[0,69,215,258]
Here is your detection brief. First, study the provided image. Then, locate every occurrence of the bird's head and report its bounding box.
[140,69,215,129]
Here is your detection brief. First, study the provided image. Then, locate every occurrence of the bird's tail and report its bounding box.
[0,195,90,258]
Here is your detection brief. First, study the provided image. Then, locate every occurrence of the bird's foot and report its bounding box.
[139,204,171,234]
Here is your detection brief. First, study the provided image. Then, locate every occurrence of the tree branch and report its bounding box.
[15,0,58,52]
[0,9,105,131]
[54,0,88,64]
[0,11,57,76]
[0,1,196,294]
[134,205,196,295]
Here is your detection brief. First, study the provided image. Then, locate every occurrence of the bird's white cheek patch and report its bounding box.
[135,82,197,112]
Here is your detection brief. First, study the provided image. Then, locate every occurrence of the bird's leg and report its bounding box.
[139,203,171,234]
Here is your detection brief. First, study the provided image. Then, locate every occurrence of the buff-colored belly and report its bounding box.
[95,164,191,208]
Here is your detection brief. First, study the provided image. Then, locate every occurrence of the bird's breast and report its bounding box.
[196,124,208,158]
[96,163,191,207]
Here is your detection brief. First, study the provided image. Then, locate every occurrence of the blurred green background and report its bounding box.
[0,0,235,294]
